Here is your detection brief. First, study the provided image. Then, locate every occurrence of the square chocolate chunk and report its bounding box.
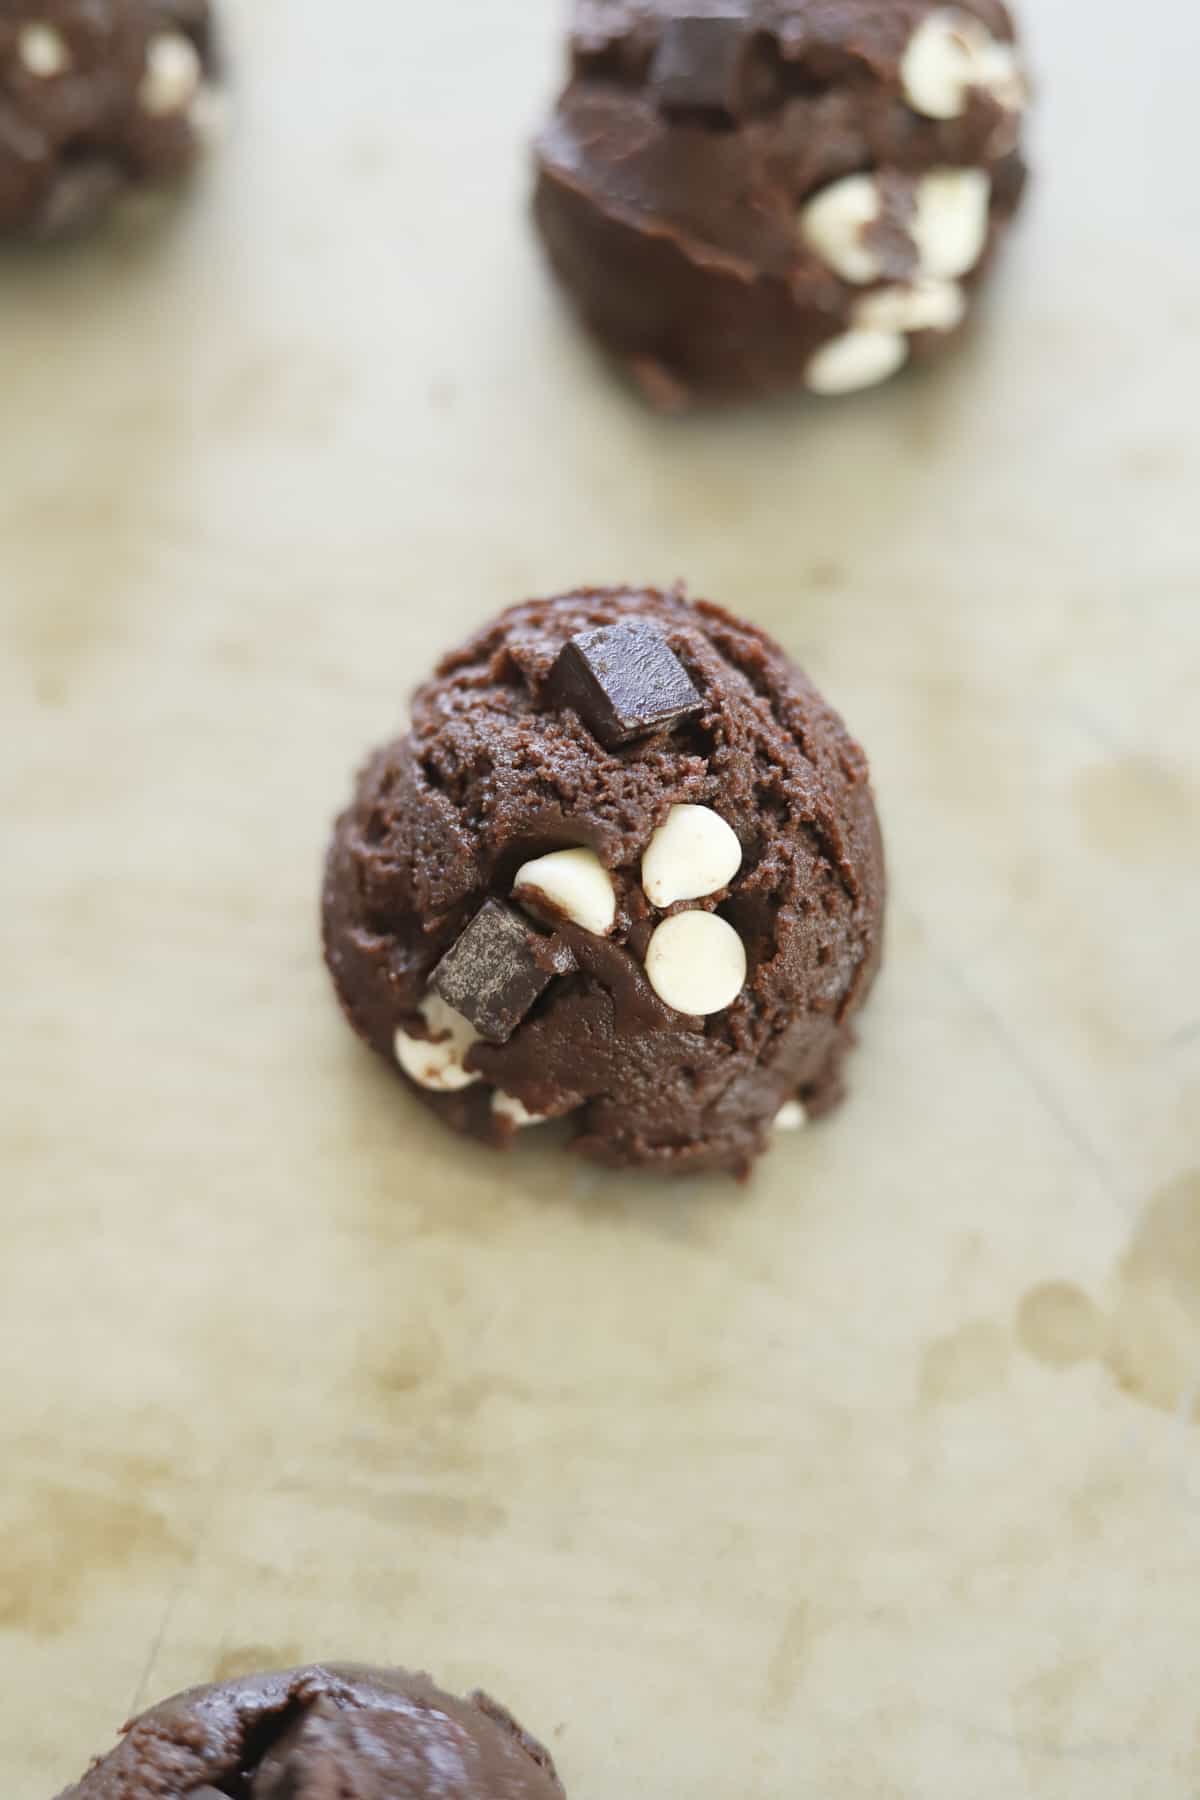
[545,621,703,749]
[432,901,575,1044]
[649,13,750,118]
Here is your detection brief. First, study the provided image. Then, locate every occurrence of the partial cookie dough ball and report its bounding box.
[323,586,885,1178]
[533,0,1029,408]
[55,1663,564,1798]
[0,0,224,239]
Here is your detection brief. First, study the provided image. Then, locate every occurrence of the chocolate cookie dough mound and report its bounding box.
[323,587,885,1177]
[56,1663,564,1798]
[534,0,1029,407]
[0,0,223,239]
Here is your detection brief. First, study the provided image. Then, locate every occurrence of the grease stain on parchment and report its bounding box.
[763,1602,810,1717]
[1016,1173,1200,1422]
[1108,1172,1200,1417]
[1074,756,1195,864]
[920,1321,1010,1406]
[0,1481,182,1638]
[356,1310,444,1401]
[1017,1283,1104,1369]
[271,1474,507,1539]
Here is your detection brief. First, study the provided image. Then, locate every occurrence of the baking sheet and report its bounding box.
[3,0,1199,1793]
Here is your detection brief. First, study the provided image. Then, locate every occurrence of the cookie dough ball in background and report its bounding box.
[323,587,885,1179]
[534,0,1029,407]
[0,0,224,239]
[55,1663,564,1798]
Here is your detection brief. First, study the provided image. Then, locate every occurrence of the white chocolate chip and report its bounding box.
[512,848,616,937]
[805,328,908,397]
[641,805,742,909]
[978,44,1025,112]
[774,1100,808,1132]
[492,1090,549,1128]
[910,168,991,280]
[901,8,1025,121]
[394,993,481,1093]
[800,173,885,286]
[853,278,966,334]
[645,911,747,1016]
[138,31,202,117]
[18,23,70,78]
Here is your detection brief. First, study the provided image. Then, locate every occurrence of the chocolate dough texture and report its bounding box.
[56,1663,564,1799]
[534,0,1029,407]
[323,587,885,1178]
[0,0,222,238]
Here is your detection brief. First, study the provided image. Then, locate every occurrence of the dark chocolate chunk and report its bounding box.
[431,900,574,1044]
[545,621,702,748]
[650,12,750,118]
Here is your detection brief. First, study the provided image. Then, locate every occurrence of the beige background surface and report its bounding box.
[2,0,1199,1793]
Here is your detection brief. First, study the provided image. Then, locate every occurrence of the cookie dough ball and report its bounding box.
[534,0,1029,407]
[56,1663,564,1798]
[323,587,885,1178]
[0,0,223,239]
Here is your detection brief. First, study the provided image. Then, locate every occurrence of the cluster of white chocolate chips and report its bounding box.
[392,619,809,1138]
[799,6,1027,396]
[14,19,222,136]
[395,805,802,1131]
